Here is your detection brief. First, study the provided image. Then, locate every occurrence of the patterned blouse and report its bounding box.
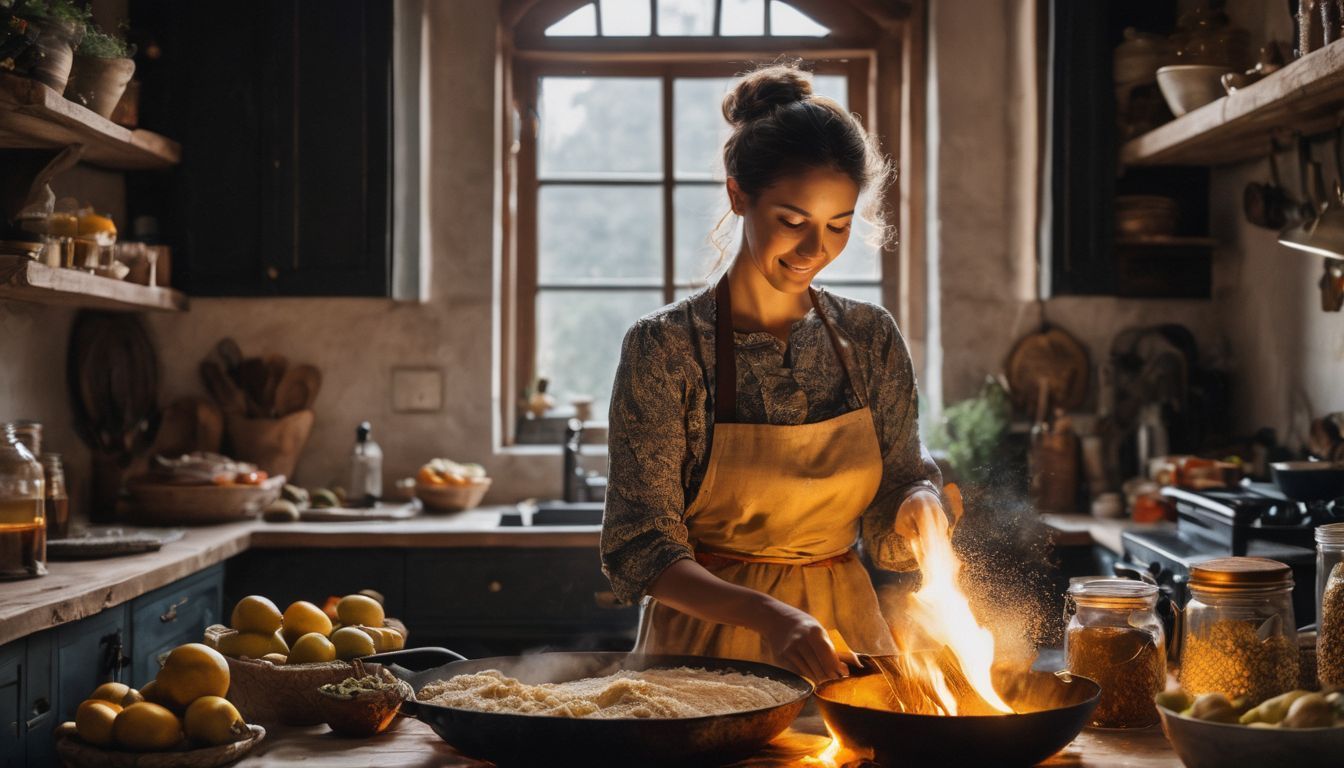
[600,286,942,605]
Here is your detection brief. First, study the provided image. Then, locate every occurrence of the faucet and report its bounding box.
[563,418,585,503]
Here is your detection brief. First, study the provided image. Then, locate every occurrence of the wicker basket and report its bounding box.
[224,654,353,726]
[416,478,491,512]
[53,722,265,768]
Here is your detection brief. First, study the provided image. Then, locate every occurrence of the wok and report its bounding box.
[815,668,1100,767]
[365,648,812,767]
[1271,461,1344,502]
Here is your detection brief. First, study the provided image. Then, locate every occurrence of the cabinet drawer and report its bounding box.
[406,548,623,626]
[130,565,224,687]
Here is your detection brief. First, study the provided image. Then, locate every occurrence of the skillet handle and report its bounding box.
[362,646,467,671]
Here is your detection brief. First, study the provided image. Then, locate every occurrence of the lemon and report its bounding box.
[88,682,130,704]
[330,626,376,660]
[113,702,182,751]
[184,695,248,746]
[155,643,230,709]
[288,632,337,664]
[75,700,120,746]
[336,594,384,628]
[120,688,145,707]
[140,680,171,709]
[231,595,283,634]
[217,629,288,659]
[261,652,288,665]
[282,600,333,645]
[359,626,404,652]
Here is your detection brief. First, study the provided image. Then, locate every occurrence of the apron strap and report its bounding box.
[713,273,867,425]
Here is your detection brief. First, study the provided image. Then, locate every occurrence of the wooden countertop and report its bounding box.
[236,713,1181,767]
[1040,513,1174,555]
[0,507,600,647]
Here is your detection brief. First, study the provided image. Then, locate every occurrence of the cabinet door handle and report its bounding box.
[488,580,503,593]
[26,696,50,730]
[160,597,189,623]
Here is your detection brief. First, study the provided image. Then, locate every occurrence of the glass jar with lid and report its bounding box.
[1064,578,1166,728]
[1317,523,1344,626]
[0,423,46,580]
[41,454,69,540]
[1178,557,1298,703]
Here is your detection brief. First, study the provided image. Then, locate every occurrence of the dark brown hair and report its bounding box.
[715,60,893,253]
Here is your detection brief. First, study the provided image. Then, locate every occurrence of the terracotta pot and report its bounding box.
[226,409,314,480]
[25,16,81,92]
[64,55,135,118]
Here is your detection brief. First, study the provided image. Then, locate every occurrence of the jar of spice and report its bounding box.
[1317,523,1344,625]
[1178,557,1298,704]
[1065,578,1166,728]
[1320,563,1344,687]
[0,423,46,580]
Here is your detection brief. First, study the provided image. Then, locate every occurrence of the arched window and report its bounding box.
[500,0,916,441]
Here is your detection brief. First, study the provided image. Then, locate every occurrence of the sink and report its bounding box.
[499,501,604,527]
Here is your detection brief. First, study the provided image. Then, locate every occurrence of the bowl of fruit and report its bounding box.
[415,458,491,512]
[1156,688,1344,768]
[54,645,264,767]
[127,453,283,525]
[205,592,408,726]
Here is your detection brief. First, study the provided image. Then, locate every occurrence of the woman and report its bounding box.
[601,62,947,683]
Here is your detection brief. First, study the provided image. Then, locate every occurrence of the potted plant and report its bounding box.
[8,0,86,92]
[64,21,133,118]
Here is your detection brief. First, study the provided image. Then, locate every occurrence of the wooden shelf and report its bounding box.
[0,74,180,170]
[0,256,187,312]
[1122,39,1344,167]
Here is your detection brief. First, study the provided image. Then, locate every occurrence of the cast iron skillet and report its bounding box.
[1271,461,1344,503]
[815,668,1100,768]
[364,648,813,767]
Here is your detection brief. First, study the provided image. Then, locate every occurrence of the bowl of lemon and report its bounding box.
[204,592,408,726]
[55,645,265,767]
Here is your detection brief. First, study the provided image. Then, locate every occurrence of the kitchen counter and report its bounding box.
[1040,513,1174,556]
[235,713,1182,767]
[0,506,600,647]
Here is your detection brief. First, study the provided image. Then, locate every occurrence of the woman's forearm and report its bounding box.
[646,558,781,631]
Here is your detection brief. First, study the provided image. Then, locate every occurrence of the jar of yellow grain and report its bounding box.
[1177,557,1298,704]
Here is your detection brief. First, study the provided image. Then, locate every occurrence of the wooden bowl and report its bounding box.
[1158,704,1344,768]
[315,677,414,737]
[53,721,265,768]
[416,478,491,512]
[125,476,284,525]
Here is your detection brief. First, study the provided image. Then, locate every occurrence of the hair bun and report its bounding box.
[722,63,813,126]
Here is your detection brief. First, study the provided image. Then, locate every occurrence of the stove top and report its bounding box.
[1160,483,1344,555]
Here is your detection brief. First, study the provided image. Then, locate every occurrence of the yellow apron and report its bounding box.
[635,275,897,662]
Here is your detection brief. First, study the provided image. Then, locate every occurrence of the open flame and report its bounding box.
[884,484,1014,716]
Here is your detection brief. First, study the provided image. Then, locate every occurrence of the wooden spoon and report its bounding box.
[274,364,322,416]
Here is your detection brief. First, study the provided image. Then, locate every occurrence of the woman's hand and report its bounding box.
[756,600,857,683]
[894,484,963,541]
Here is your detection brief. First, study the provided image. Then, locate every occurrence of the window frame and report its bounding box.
[498,0,918,447]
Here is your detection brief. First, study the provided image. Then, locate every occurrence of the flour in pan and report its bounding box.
[417,667,798,718]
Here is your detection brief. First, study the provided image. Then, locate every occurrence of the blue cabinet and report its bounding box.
[0,564,223,766]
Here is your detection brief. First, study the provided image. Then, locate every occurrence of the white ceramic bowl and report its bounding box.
[1156,65,1234,116]
[1158,704,1344,768]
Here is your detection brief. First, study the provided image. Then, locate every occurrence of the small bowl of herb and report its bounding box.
[315,666,413,738]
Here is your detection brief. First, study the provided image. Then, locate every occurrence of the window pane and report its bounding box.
[674,184,730,283]
[600,0,651,35]
[812,74,848,111]
[539,77,661,179]
[769,1,829,36]
[820,213,880,280]
[658,0,714,35]
[536,290,665,416]
[545,3,598,35]
[540,186,663,282]
[818,284,883,306]
[674,78,735,180]
[720,0,764,35]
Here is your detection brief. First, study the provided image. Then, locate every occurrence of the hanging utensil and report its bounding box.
[1245,138,1294,229]
[1282,127,1344,260]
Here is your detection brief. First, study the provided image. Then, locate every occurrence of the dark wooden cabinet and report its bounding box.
[130,0,393,297]
[129,565,225,688]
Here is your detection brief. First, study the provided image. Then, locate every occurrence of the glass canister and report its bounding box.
[1317,523,1344,626]
[1320,561,1344,687]
[1065,578,1166,728]
[41,454,69,540]
[0,423,46,579]
[1178,557,1298,704]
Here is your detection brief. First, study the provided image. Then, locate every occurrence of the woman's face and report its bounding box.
[728,166,860,294]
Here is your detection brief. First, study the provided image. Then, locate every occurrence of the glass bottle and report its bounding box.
[1178,557,1298,703]
[11,420,41,458]
[1064,578,1166,727]
[0,424,46,580]
[42,454,69,540]
[349,422,382,506]
[1317,523,1344,626]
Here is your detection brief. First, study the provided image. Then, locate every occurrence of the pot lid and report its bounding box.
[1189,557,1292,590]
